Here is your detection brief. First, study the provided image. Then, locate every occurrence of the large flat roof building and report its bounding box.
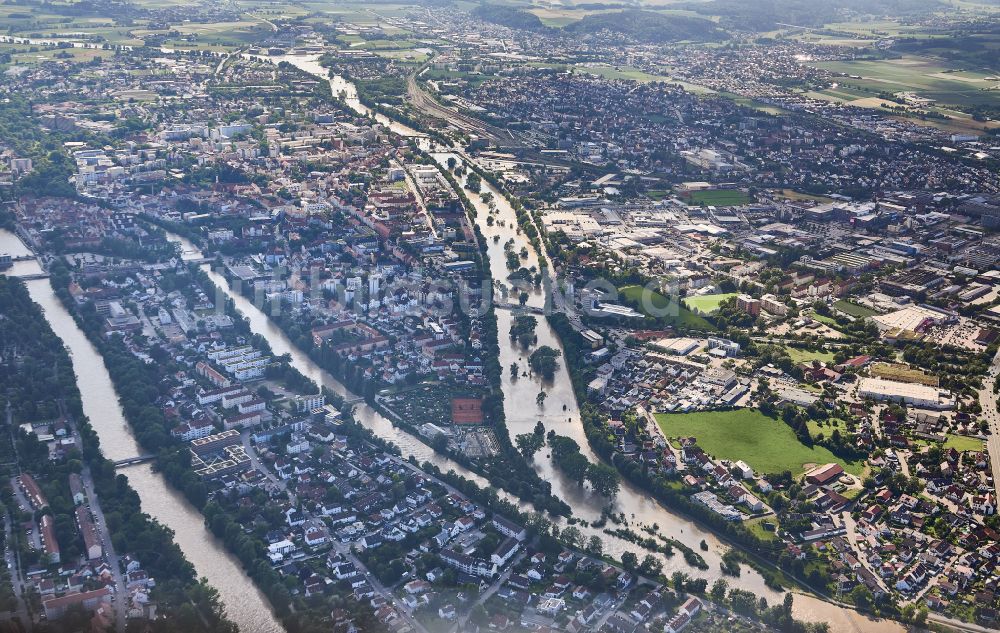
[858,377,952,409]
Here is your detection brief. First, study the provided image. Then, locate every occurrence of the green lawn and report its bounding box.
[812,313,841,329]
[745,516,780,542]
[683,293,736,315]
[575,64,672,83]
[656,409,865,477]
[807,417,847,438]
[783,346,835,364]
[619,285,716,331]
[943,434,984,453]
[833,300,879,318]
[687,189,751,206]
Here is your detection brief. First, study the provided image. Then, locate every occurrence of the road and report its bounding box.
[978,347,1000,500]
[456,550,525,630]
[240,431,297,504]
[8,479,40,551]
[81,463,128,631]
[3,507,30,625]
[394,156,438,239]
[343,549,429,633]
[838,513,888,595]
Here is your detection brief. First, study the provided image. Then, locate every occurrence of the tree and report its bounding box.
[561,526,582,549]
[515,432,544,459]
[710,579,728,603]
[638,554,662,577]
[621,551,638,571]
[469,604,488,626]
[671,571,688,591]
[561,452,589,484]
[587,535,603,556]
[528,346,561,381]
[586,462,620,498]
[849,585,873,611]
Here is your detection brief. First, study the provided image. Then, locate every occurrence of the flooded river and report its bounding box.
[0,47,909,631]
[1,229,284,633]
[212,54,904,633]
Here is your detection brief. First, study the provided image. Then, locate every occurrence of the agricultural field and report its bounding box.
[687,189,751,206]
[0,43,115,65]
[833,300,879,318]
[683,293,736,315]
[810,55,1000,113]
[657,409,865,477]
[529,6,613,27]
[296,1,415,23]
[619,285,716,330]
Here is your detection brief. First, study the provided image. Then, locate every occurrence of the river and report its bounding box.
[262,53,423,139]
[264,56,906,632]
[162,144,772,593]
[0,229,283,633]
[1,48,904,631]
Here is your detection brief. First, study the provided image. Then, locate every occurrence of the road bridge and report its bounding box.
[112,454,156,468]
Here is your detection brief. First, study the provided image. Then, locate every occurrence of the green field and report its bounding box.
[807,417,848,439]
[687,189,751,206]
[811,313,841,329]
[683,293,736,315]
[783,346,835,364]
[619,285,716,331]
[833,300,879,318]
[656,409,864,477]
[575,64,672,83]
[943,434,984,453]
[745,516,780,542]
[811,55,1000,110]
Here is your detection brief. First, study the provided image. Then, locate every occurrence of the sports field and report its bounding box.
[833,300,879,318]
[657,409,864,476]
[688,189,751,206]
[683,293,736,314]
